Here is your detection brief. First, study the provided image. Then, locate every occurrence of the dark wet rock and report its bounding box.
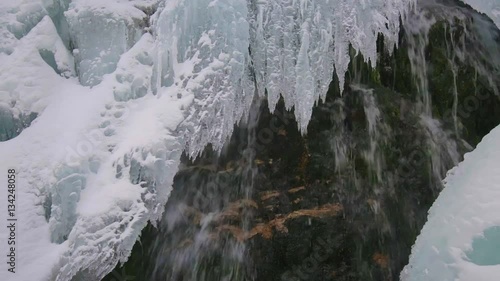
[0,105,37,142]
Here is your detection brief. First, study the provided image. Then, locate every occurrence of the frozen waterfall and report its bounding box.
[2,0,500,280]
[0,0,415,280]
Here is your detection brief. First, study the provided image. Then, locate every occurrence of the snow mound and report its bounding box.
[402,125,500,281]
[0,15,74,141]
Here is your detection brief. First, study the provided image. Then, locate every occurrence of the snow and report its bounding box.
[0,13,186,278]
[402,125,500,281]
[0,80,108,280]
[0,0,48,55]
[0,15,74,126]
[0,0,415,280]
[0,33,188,279]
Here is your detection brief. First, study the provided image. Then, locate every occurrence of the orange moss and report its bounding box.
[177,239,193,248]
[216,199,258,222]
[215,203,343,241]
[372,252,389,269]
[177,204,203,225]
[260,191,281,201]
[288,186,306,193]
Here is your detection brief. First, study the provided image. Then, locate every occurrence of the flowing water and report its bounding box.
[104,0,500,280]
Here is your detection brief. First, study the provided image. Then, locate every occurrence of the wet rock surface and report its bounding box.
[104,1,500,281]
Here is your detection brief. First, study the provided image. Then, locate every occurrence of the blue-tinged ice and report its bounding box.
[65,0,154,86]
[0,14,75,141]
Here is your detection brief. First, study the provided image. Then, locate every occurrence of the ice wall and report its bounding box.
[153,0,255,156]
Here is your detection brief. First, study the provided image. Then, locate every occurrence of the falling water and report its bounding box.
[116,99,264,281]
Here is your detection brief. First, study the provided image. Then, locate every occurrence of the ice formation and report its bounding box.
[401,124,500,281]
[248,0,414,132]
[0,0,419,280]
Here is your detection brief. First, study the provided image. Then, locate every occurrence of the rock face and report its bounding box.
[104,1,500,281]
